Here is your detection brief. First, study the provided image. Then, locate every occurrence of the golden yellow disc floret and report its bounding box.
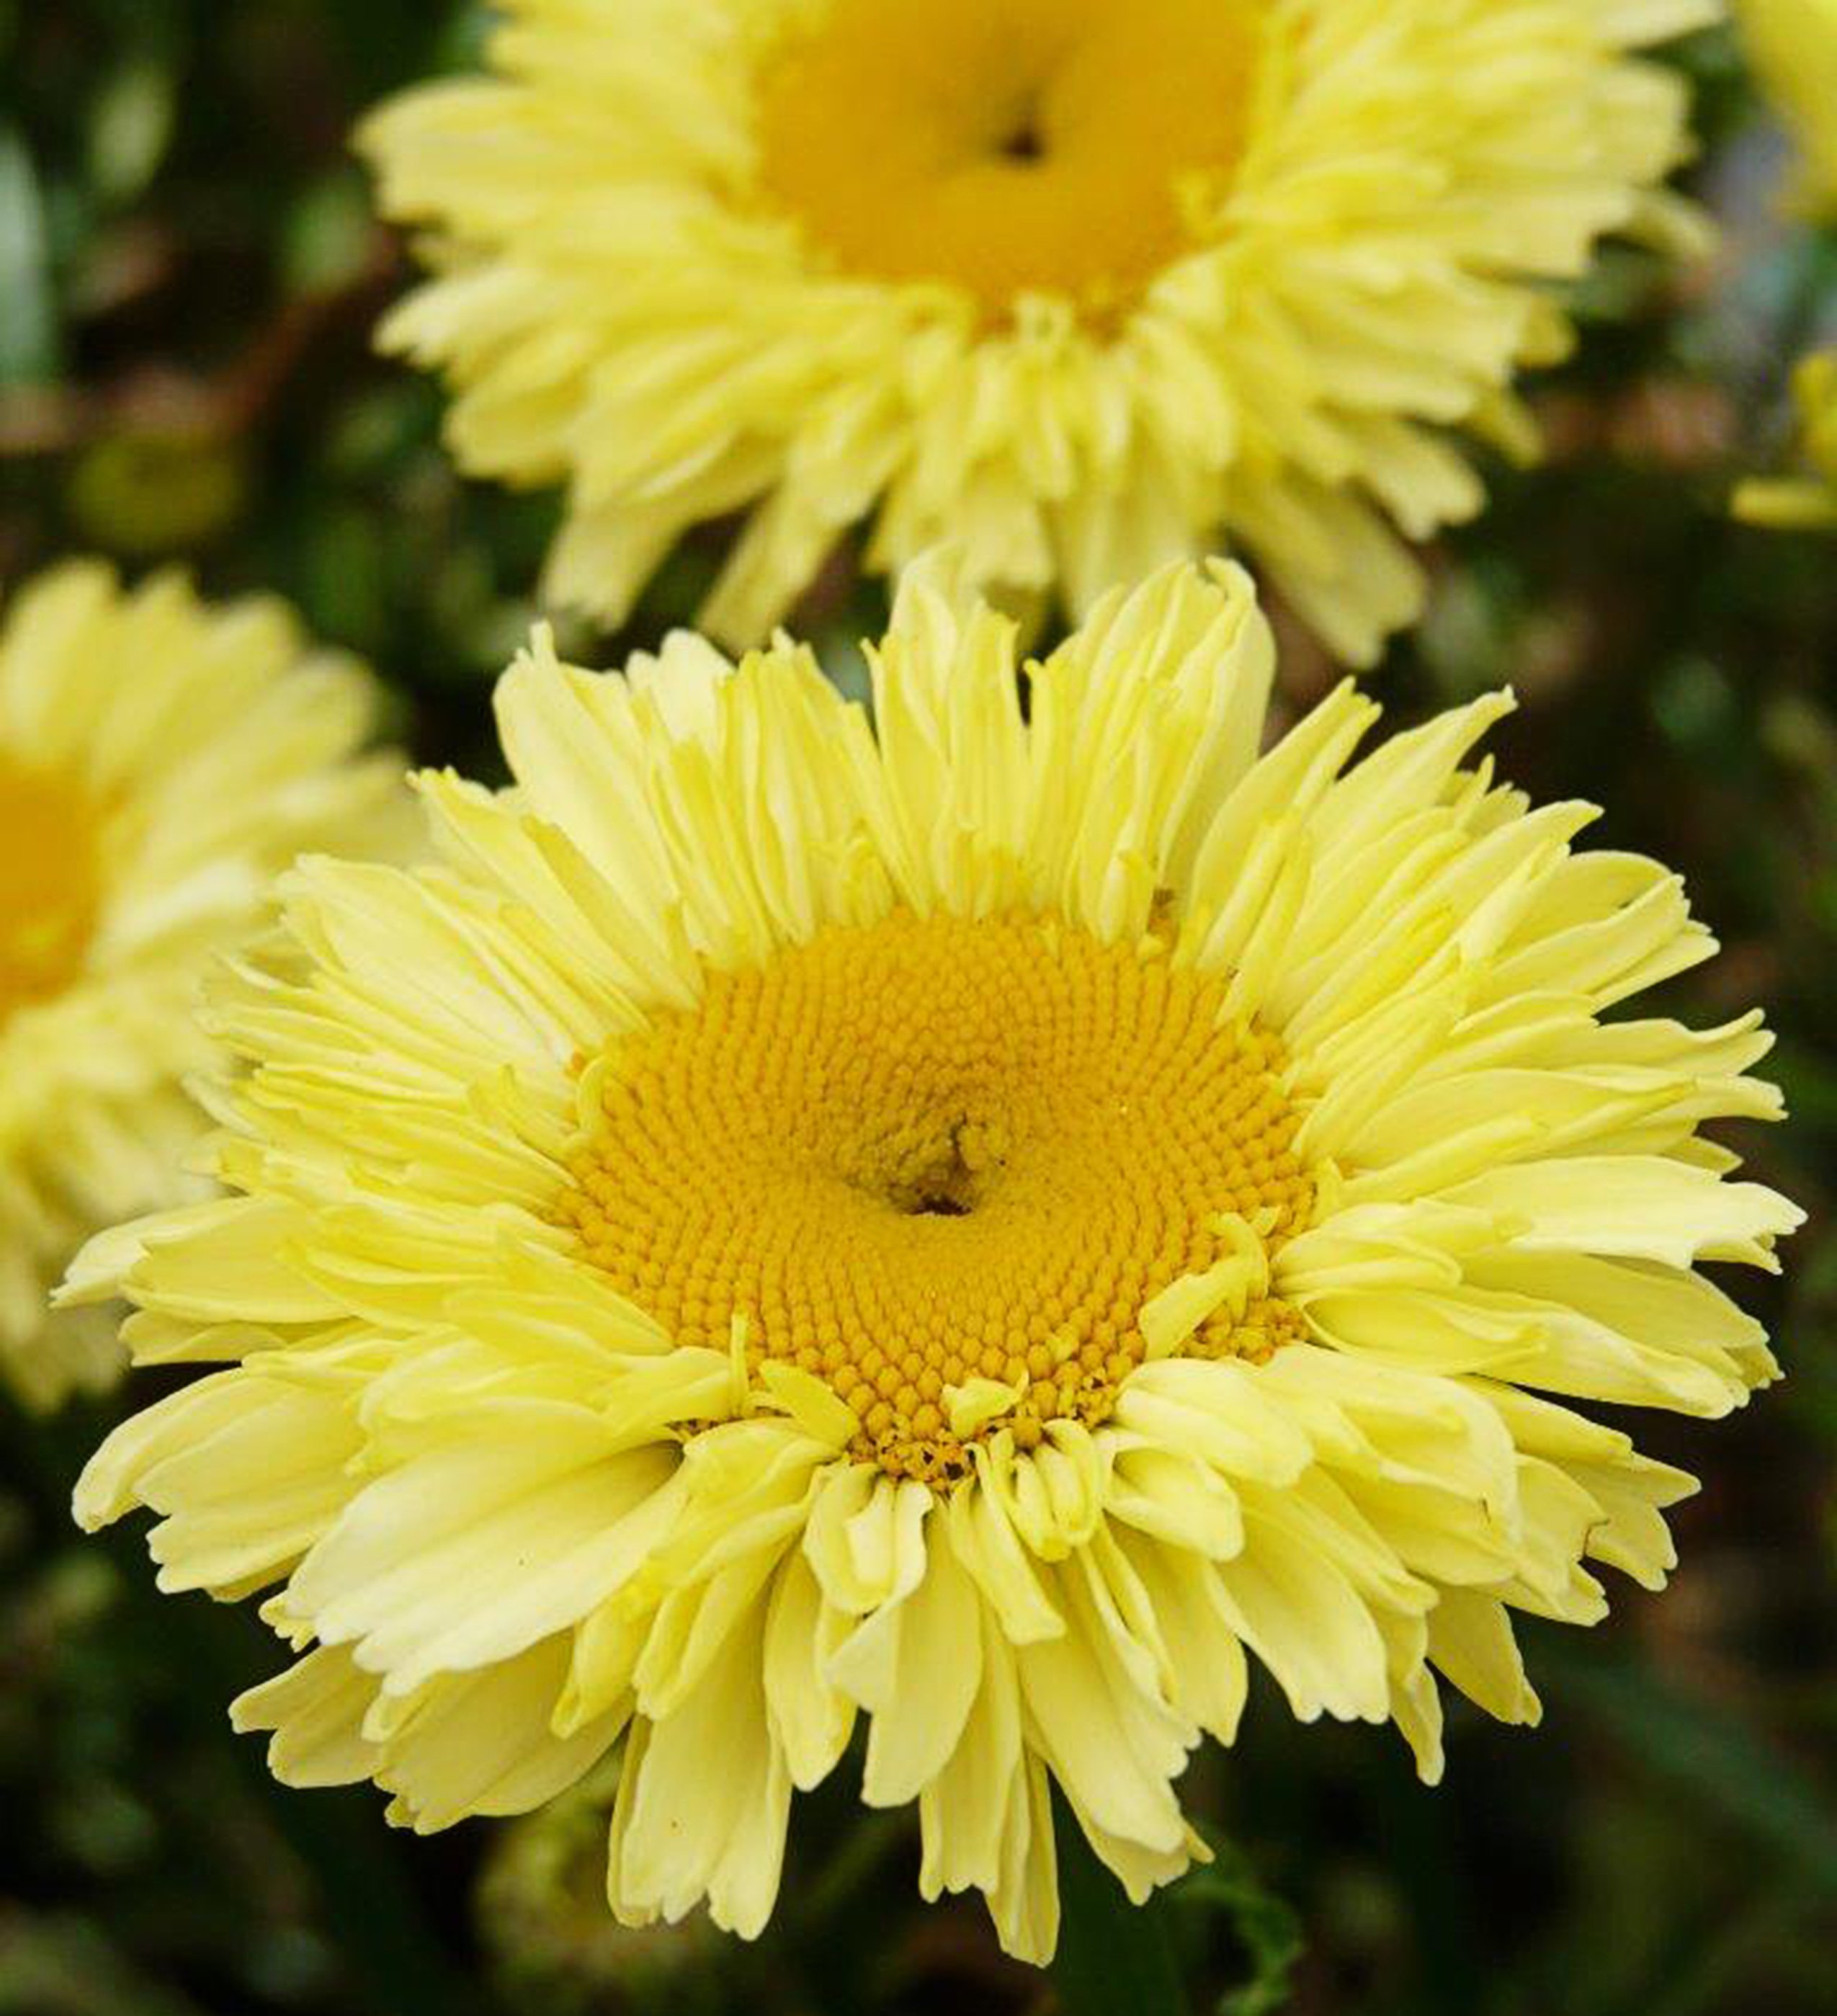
[558,910,1313,1484]
[0,755,99,1021]
[752,0,1267,324]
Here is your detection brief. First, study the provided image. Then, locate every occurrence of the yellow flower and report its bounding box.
[1735,351,1837,530]
[0,561,402,1409]
[1738,0,1837,213]
[71,561,1797,1962]
[361,0,1716,666]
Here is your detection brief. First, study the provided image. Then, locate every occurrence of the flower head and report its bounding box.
[0,561,401,1407]
[1738,0,1837,214]
[362,0,1715,665]
[1735,351,1837,530]
[73,561,1797,1961]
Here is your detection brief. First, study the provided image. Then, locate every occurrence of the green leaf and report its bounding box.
[1049,1793,1188,2016]
[87,56,175,205]
[0,128,58,384]
[1048,1803,1304,2016]
[1539,1640,1837,1892]
[282,170,375,297]
[1175,1827,1303,2016]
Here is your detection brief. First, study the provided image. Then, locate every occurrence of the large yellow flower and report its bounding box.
[72,562,1796,1962]
[1738,0,1837,212]
[0,561,401,1409]
[362,0,1716,666]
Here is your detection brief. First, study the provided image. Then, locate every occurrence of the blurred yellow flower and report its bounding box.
[362,0,1716,666]
[0,561,402,1408]
[1738,0,1837,213]
[73,561,1797,1961]
[1735,351,1837,529]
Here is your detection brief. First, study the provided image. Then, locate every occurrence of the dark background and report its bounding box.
[1,6,1833,2012]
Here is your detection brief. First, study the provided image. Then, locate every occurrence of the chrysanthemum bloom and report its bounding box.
[0,561,401,1409]
[1735,351,1837,530]
[72,561,1797,1961]
[1738,0,1837,213]
[361,0,1716,666]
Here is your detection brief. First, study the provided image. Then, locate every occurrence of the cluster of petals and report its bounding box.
[71,560,1797,1961]
[0,563,399,1406]
[362,0,1716,664]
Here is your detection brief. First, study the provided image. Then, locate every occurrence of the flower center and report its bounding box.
[751,0,1266,324]
[558,911,1313,1483]
[0,755,101,1022]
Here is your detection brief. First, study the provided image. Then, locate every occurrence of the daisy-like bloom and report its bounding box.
[1735,351,1837,530]
[362,0,1716,666]
[0,561,401,1409]
[1738,0,1837,213]
[71,561,1797,1962]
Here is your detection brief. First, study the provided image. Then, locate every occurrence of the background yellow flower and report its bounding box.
[1738,0,1837,213]
[0,561,403,1407]
[1735,351,1837,527]
[362,0,1717,665]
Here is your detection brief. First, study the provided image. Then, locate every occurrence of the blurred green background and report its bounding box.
[1,5,1836,2012]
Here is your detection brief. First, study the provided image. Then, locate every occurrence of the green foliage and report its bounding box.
[1050,1797,1189,2016]
[1179,1829,1305,2016]
[1054,1815,1309,2016]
